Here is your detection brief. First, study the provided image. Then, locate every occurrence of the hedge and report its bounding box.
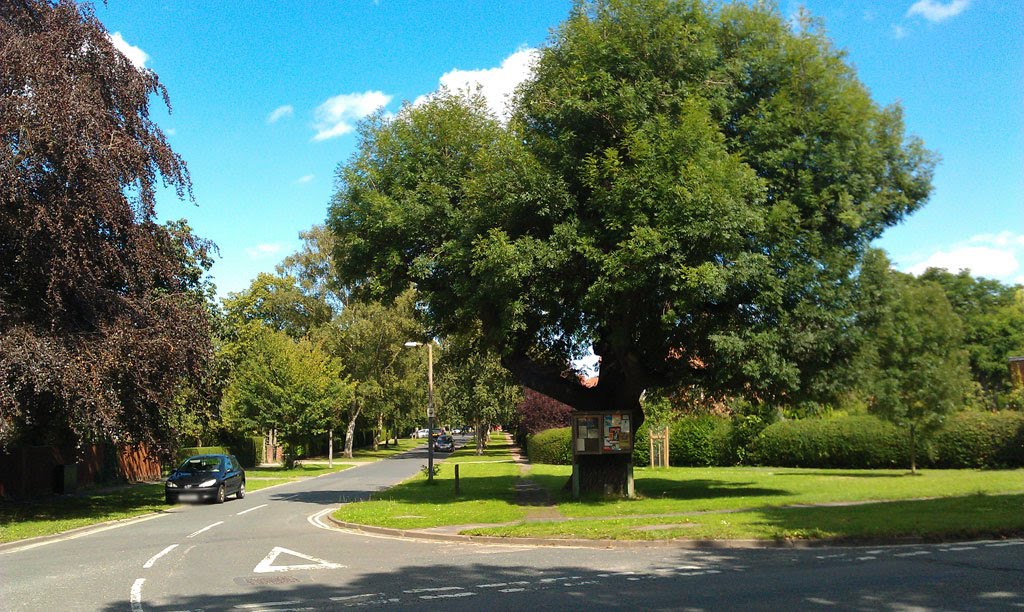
[175,436,263,468]
[932,411,1024,468]
[747,416,907,468]
[526,427,572,465]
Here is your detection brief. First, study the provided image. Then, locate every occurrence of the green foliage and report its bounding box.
[932,411,1024,468]
[527,427,573,465]
[223,273,332,341]
[220,326,353,450]
[748,416,908,468]
[665,417,733,467]
[328,0,935,422]
[174,446,231,466]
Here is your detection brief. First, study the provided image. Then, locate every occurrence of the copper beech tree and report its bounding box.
[0,0,212,456]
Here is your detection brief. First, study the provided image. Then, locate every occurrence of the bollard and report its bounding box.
[455,464,460,495]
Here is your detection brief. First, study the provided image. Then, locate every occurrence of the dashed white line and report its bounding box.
[419,592,476,600]
[234,602,301,609]
[330,594,385,602]
[499,588,526,593]
[143,544,179,569]
[237,504,268,516]
[947,546,977,551]
[986,541,1024,547]
[403,587,464,594]
[895,551,931,557]
[187,521,224,538]
[130,578,145,612]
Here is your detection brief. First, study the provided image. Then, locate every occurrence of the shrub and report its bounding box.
[174,446,230,465]
[668,417,733,466]
[527,427,572,465]
[932,411,1024,468]
[747,416,907,468]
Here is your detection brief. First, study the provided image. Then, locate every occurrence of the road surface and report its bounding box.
[2,444,1022,611]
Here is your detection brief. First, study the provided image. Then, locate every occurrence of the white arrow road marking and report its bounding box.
[253,547,346,573]
[143,544,179,569]
[130,578,145,612]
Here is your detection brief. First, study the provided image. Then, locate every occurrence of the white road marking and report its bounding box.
[895,551,931,557]
[237,504,268,516]
[187,521,224,538]
[307,508,336,530]
[0,513,167,555]
[233,602,301,609]
[403,587,464,594]
[499,588,526,593]
[253,547,345,573]
[947,546,976,551]
[130,578,145,612]
[419,592,476,600]
[985,541,1024,547]
[143,544,179,569]
[329,594,385,601]
[856,556,877,562]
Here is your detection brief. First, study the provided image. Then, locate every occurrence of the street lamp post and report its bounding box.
[404,341,434,483]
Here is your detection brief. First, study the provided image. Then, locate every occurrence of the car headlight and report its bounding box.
[199,479,217,488]
[166,481,178,488]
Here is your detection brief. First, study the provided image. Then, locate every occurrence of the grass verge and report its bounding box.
[332,435,525,529]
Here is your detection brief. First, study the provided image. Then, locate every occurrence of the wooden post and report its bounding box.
[455,464,460,494]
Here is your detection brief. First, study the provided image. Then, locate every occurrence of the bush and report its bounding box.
[932,411,1024,468]
[174,446,230,465]
[632,417,732,467]
[174,437,263,468]
[527,427,572,465]
[748,416,907,468]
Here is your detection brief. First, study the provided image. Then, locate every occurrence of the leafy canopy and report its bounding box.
[328,0,935,418]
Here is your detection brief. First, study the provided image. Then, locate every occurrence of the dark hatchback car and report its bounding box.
[433,435,455,453]
[165,454,245,504]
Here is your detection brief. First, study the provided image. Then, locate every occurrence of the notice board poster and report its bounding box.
[603,413,631,452]
[572,412,632,455]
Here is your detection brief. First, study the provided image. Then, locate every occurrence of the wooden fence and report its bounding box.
[0,443,161,498]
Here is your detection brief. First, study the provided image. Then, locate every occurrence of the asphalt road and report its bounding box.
[2,443,1022,611]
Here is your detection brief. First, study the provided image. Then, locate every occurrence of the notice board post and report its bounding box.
[571,411,635,499]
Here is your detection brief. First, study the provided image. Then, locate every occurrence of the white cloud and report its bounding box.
[906,0,970,23]
[108,32,149,69]
[296,174,314,184]
[415,47,539,121]
[904,232,1024,282]
[267,105,294,124]
[312,91,392,141]
[245,244,284,260]
[892,24,908,39]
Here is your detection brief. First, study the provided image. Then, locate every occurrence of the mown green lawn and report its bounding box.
[332,436,526,529]
[0,462,353,543]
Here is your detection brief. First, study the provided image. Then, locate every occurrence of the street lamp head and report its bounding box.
[403,341,421,347]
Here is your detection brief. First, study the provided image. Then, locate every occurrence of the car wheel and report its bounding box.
[215,484,226,504]
[165,493,176,504]
[237,481,245,499]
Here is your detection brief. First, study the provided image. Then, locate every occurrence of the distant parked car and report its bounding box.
[433,435,455,453]
[412,428,430,439]
[165,454,245,504]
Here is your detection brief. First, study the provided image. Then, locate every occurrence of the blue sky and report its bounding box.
[92,0,1023,298]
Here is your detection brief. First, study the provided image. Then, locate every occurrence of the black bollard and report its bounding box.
[455,463,460,495]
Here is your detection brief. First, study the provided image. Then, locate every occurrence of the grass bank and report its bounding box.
[0,462,355,544]
[337,441,1024,542]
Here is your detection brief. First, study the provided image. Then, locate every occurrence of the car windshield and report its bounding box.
[177,457,223,473]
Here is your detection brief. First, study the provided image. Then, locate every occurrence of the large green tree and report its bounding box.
[0,0,212,455]
[221,325,352,464]
[328,0,934,490]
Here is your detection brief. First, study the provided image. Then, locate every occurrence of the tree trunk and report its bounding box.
[373,412,383,451]
[474,418,483,455]
[344,397,360,459]
[328,428,333,468]
[909,424,917,474]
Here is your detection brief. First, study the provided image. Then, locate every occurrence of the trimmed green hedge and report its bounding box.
[526,427,572,465]
[527,411,1024,469]
[747,416,907,468]
[175,437,262,468]
[932,411,1024,468]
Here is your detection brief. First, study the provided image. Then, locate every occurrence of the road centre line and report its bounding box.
[403,586,464,594]
[420,592,476,600]
[143,544,179,569]
[329,594,385,601]
[234,602,301,609]
[895,551,931,557]
[187,521,224,538]
[130,578,145,612]
[237,504,268,516]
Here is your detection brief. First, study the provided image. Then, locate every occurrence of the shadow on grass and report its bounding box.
[0,483,168,540]
[774,470,915,479]
[752,493,1024,541]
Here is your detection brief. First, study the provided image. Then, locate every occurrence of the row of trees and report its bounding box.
[3,1,1021,490]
